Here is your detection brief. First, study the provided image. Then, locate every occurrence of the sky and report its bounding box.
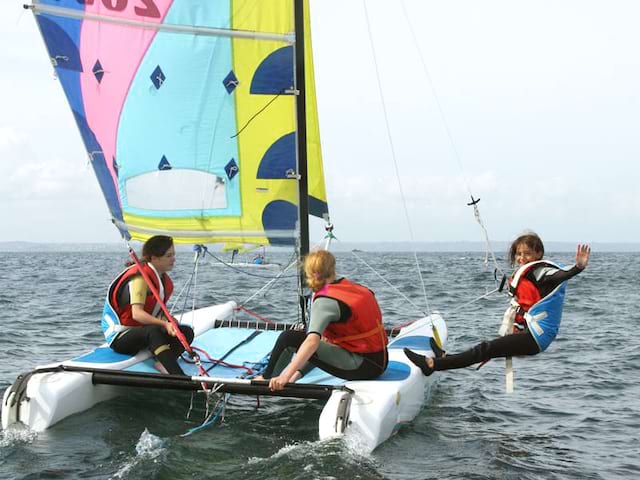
[1,0,639,245]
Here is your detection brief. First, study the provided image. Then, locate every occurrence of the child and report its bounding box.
[258,250,388,391]
[404,232,591,376]
[102,235,194,375]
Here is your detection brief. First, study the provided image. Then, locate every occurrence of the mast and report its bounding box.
[294,0,310,319]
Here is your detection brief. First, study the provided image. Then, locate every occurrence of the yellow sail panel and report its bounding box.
[304,1,329,219]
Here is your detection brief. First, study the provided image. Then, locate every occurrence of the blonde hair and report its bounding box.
[304,250,336,291]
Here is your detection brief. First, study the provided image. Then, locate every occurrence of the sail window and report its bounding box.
[125,170,228,211]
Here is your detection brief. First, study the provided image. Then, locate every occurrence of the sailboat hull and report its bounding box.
[319,314,446,451]
[2,305,446,453]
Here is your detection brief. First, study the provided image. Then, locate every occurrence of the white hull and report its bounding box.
[319,315,446,451]
[215,262,282,269]
[1,302,237,432]
[2,302,446,452]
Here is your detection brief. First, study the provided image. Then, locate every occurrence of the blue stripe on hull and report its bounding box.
[388,335,431,350]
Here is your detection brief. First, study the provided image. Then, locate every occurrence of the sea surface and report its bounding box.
[0,249,638,480]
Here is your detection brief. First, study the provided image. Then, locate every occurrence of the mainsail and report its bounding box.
[31,0,328,246]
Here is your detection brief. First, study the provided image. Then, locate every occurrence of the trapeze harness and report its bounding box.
[101,263,174,345]
[501,260,567,352]
[313,278,388,354]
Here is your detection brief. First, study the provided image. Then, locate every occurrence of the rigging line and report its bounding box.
[240,236,327,306]
[241,255,299,305]
[248,249,299,299]
[169,267,195,315]
[399,1,504,278]
[362,1,431,316]
[351,250,426,316]
[192,248,201,314]
[231,90,284,139]
[204,249,296,279]
[447,287,503,313]
[172,261,198,328]
[242,236,331,308]
[171,247,206,324]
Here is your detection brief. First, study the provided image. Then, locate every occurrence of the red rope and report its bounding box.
[235,304,276,324]
[128,248,209,378]
[189,346,254,374]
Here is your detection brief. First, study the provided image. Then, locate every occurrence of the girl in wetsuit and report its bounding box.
[404,232,591,376]
[259,250,388,391]
[101,235,194,375]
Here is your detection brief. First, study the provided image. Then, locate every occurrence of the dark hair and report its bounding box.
[141,235,174,262]
[508,232,544,265]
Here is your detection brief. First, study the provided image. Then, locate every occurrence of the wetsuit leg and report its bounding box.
[307,343,387,380]
[168,325,194,356]
[111,325,186,375]
[434,331,540,371]
[261,330,306,378]
[261,330,387,381]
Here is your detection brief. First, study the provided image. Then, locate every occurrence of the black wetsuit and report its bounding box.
[261,296,387,381]
[429,264,584,372]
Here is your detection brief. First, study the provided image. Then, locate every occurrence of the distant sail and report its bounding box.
[31,0,328,245]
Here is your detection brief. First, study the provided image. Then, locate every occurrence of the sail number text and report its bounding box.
[76,0,161,18]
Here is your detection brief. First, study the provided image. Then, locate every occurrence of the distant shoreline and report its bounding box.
[1,241,638,252]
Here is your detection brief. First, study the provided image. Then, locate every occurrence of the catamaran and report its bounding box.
[222,244,282,268]
[2,0,447,452]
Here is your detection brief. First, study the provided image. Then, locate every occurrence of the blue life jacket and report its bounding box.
[510,260,567,352]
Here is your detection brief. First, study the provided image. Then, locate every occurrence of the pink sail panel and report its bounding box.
[79,0,174,190]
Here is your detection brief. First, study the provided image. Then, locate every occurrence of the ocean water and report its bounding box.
[0,249,638,480]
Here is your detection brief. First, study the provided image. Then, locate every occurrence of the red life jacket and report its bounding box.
[108,263,174,327]
[509,264,543,329]
[313,278,388,354]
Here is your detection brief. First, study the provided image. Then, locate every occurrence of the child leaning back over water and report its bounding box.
[404,232,591,377]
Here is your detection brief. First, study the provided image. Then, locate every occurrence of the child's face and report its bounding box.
[514,243,543,266]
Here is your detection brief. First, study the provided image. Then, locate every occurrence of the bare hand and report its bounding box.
[268,374,290,391]
[575,244,591,270]
[165,322,178,337]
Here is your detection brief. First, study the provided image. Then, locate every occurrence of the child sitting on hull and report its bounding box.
[101,235,194,375]
[258,250,388,391]
[405,232,591,377]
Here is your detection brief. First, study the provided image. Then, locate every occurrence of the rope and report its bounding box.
[399,1,504,279]
[184,346,255,375]
[231,90,284,138]
[235,305,276,324]
[362,1,432,315]
[125,245,210,386]
[169,247,205,331]
[448,287,503,313]
[350,249,426,316]
[203,248,297,279]
[241,254,299,305]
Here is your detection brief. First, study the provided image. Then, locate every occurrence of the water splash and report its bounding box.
[111,428,167,479]
[0,425,37,447]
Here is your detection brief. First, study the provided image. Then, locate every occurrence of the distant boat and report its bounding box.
[223,244,281,269]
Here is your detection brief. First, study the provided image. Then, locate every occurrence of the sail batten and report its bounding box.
[29,3,295,43]
[30,0,328,246]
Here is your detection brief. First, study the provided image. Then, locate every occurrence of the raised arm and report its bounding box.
[575,244,591,270]
[533,244,591,296]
